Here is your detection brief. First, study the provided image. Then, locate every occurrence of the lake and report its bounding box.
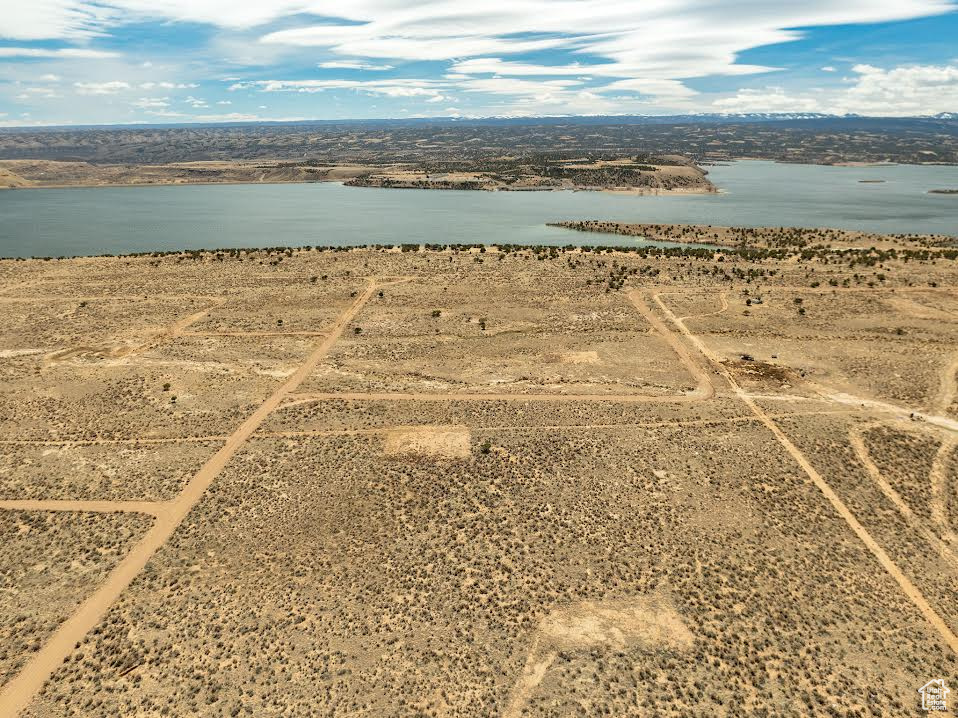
[1,160,956,258]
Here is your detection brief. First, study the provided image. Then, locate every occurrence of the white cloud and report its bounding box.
[451,58,594,76]
[131,96,169,109]
[7,0,948,84]
[0,47,118,59]
[191,112,307,122]
[600,78,699,100]
[450,57,771,86]
[257,2,955,108]
[838,62,958,114]
[39,73,62,82]
[15,86,62,99]
[254,2,953,88]
[231,78,448,102]
[318,61,394,71]
[265,29,571,62]
[3,3,957,120]
[216,99,231,105]
[457,77,582,96]
[0,2,115,40]
[712,86,822,113]
[73,80,131,94]
[139,82,199,90]
[713,63,958,115]
[142,108,187,117]
[184,95,208,108]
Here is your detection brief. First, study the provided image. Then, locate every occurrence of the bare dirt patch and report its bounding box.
[506,593,693,717]
[538,593,692,652]
[556,350,599,364]
[723,358,793,385]
[383,425,471,459]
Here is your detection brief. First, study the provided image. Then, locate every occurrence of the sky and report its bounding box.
[0,1,957,126]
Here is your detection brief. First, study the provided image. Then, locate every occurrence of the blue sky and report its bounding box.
[0,1,957,126]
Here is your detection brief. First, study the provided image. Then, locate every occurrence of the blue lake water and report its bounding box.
[0,160,956,257]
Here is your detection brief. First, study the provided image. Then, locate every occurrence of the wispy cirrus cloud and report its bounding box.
[73,80,131,94]
[1,1,957,122]
[0,47,118,59]
[139,81,198,90]
[318,61,394,71]
[130,96,169,109]
[230,78,449,102]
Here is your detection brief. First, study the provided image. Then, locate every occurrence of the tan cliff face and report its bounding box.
[0,236,956,716]
[0,165,32,188]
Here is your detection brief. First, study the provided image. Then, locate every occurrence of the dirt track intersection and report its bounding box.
[0,245,956,716]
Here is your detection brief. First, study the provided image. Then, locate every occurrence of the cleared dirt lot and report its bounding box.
[300,281,703,397]
[0,239,956,716]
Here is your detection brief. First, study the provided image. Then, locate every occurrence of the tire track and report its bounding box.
[849,424,958,565]
[652,291,958,655]
[0,279,394,717]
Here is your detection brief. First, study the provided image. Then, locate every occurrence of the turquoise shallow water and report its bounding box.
[0,160,956,257]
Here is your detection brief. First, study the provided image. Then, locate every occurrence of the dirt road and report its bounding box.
[934,351,958,416]
[652,291,958,655]
[849,424,958,564]
[0,279,393,717]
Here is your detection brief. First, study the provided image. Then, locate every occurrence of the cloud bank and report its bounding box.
[0,1,956,122]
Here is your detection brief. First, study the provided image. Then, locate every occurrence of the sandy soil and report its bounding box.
[0,239,956,716]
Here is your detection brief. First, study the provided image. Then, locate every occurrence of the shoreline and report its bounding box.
[3,156,956,193]
[0,177,718,195]
[547,220,958,251]
[0,178,334,192]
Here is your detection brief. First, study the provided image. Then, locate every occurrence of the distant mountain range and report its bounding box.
[435,112,958,126]
[1,112,956,133]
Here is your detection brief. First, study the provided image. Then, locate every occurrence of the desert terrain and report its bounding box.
[0,154,713,194]
[1,116,955,166]
[551,220,958,249]
[0,231,957,716]
[2,115,956,193]
[343,155,713,193]
[0,159,371,190]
